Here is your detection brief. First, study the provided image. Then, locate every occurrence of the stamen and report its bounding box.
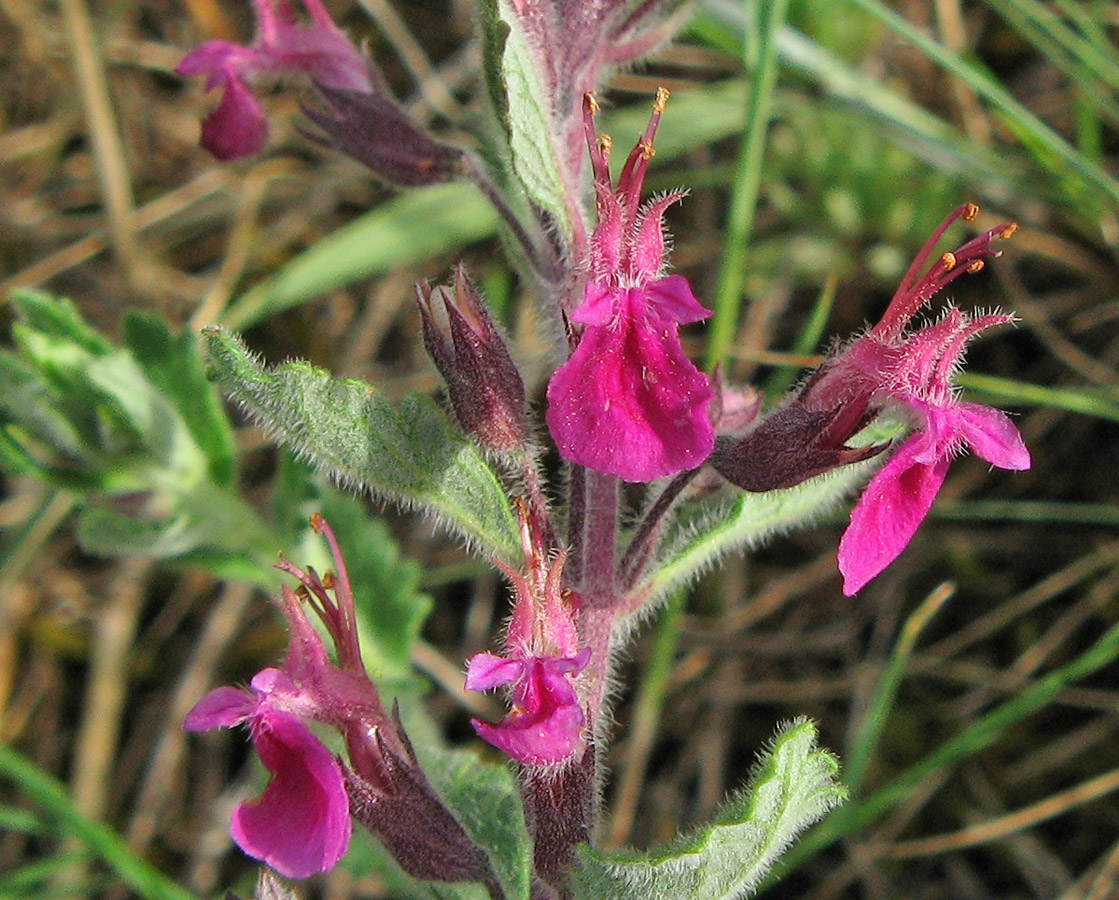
[1001,222,1019,239]
[582,92,610,186]
[967,260,985,273]
[963,202,979,221]
[940,252,956,271]
[617,88,670,208]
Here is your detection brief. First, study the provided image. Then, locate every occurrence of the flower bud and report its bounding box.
[417,265,529,455]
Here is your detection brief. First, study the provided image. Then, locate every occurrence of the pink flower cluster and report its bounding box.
[835,210,1030,593]
[712,204,1030,592]
[185,518,499,886]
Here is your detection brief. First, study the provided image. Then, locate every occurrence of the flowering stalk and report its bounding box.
[176,0,1035,893]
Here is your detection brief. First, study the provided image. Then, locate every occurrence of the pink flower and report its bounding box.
[185,673,351,879]
[177,0,372,159]
[839,396,1029,595]
[466,647,591,766]
[833,206,1030,594]
[466,500,590,765]
[546,89,714,482]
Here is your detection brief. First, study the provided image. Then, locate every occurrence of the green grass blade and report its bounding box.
[845,0,1119,213]
[958,373,1119,422]
[705,0,791,371]
[220,183,500,330]
[774,616,1119,879]
[0,745,202,900]
[844,583,954,795]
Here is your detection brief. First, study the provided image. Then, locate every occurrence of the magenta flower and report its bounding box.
[177,0,372,159]
[466,647,592,766]
[710,204,1029,592]
[546,89,715,482]
[837,305,1031,594]
[833,207,1030,594]
[466,501,590,766]
[185,672,351,879]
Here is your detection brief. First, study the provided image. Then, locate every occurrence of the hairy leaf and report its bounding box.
[204,328,521,561]
[573,719,845,900]
[644,419,904,602]
[480,0,573,236]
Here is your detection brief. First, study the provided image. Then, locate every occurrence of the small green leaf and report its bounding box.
[573,719,845,900]
[204,328,521,562]
[123,311,237,487]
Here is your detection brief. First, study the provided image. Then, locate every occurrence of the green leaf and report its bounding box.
[573,719,845,900]
[74,478,276,580]
[123,311,237,487]
[220,183,501,330]
[0,293,275,579]
[415,745,533,900]
[204,328,521,561]
[479,0,573,237]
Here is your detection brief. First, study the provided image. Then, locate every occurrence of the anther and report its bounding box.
[640,139,655,161]
[941,251,957,270]
[323,572,336,590]
[1000,222,1019,240]
[963,202,980,221]
[967,260,985,274]
[653,86,669,115]
[310,512,325,532]
[585,92,599,114]
[600,134,612,155]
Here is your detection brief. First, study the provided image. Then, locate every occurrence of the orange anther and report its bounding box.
[967,260,985,274]
[1000,222,1019,239]
[941,251,957,270]
[963,202,980,221]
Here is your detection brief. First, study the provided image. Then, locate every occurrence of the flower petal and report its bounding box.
[464,652,526,692]
[198,68,270,160]
[644,274,712,325]
[469,654,587,766]
[838,433,949,595]
[232,707,351,879]
[546,288,714,482]
[957,402,1031,471]
[183,686,255,731]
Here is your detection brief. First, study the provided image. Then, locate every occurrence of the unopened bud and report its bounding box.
[417,265,529,454]
[344,711,500,891]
